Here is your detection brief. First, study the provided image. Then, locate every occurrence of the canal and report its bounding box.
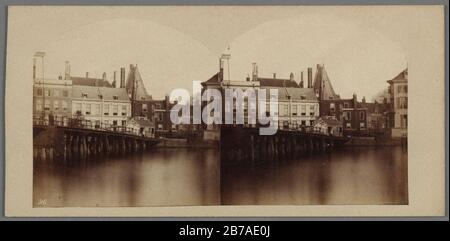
[33,146,408,207]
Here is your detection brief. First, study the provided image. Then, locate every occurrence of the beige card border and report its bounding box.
[4,5,446,217]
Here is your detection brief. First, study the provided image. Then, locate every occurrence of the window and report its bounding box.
[122,120,126,126]
[301,105,306,116]
[53,101,59,111]
[301,120,306,126]
[82,93,88,98]
[45,90,50,97]
[398,97,407,109]
[283,121,289,128]
[401,114,407,128]
[61,101,68,111]
[330,103,335,112]
[346,122,351,128]
[343,111,351,121]
[142,103,148,112]
[344,102,349,108]
[36,89,43,96]
[98,94,103,99]
[112,105,118,116]
[113,120,118,126]
[282,104,288,116]
[310,120,314,126]
[360,122,365,129]
[359,111,365,120]
[75,103,82,113]
[95,104,100,115]
[85,104,91,115]
[122,105,127,116]
[36,100,42,111]
[113,95,119,100]
[292,105,297,116]
[104,104,109,115]
[53,90,60,97]
[44,100,50,110]
[397,85,408,94]
[62,90,69,97]
[310,105,315,116]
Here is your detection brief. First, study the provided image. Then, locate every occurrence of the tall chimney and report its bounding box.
[307,67,313,88]
[273,73,276,79]
[86,72,89,78]
[102,72,107,80]
[300,71,304,88]
[33,58,36,80]
[120,67,125,88]
[252,63,258,81]
[64,61,71,80]
[289,72,294,81]
[219,58,224,82]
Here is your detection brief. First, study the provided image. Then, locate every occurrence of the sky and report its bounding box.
[8,6,412,100]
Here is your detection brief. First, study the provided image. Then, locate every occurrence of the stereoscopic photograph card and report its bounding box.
[4,5,446,217]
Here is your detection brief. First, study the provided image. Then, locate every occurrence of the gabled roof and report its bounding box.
[258,77,299,88]
[313,64,340,100]
[388,68,408,83]
[71,77,112,87]
[201,72,221,86]
[126,65,151,100]
[72,85,130,102]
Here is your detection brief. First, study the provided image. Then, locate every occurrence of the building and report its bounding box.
[313,116,343,137]
[71,85,131,129]
[387,68,408,138]
[261,86,319,130]
[33,61,73,121]
[312,64,342,120]
[202,60,320,132]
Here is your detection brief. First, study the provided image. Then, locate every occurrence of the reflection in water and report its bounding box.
[221,146,408,205]
[33,146,407,207]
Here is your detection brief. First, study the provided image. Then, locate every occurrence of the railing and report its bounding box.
[224,124,343,137]
[33,116,152,138]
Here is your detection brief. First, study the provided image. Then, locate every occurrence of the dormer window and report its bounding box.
[82,93,88,98]
[98,94,103,99]
[113,95,119,100]
[300,95,306,100]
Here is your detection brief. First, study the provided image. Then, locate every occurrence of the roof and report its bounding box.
[72,85,130,102]
[388,68,408,83]
[261,87,318,102]
[313,64,340,100]
[126,65,151,100]
[315,116,341,126]
[258,77,299,88]
[71,77,112,87]
[201,72,221,86]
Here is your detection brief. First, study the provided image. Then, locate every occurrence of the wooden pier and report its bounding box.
[220,125,349,164]
[33,117,160,162]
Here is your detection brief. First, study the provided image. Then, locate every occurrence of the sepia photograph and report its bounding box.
[3,4,445,217]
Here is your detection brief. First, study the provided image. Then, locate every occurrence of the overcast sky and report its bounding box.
[9,6,415,100]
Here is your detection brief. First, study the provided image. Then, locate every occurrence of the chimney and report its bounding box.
[246,74,250,82]
[102,72,107,80]
[307,67,313,88]
[86,72,89,78]
[33,58,36,80]
[251,63,258,81]
[120,67,125,88]
[300,71,304,88]
[362,96,366,103]
[219,58,224,82]
[273,73,276,79]
[289,72,294,81]
[64,61,71,80]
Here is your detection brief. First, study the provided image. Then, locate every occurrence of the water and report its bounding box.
[33,146,408,207]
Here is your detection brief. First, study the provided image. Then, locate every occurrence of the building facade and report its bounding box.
[387,68,408,138]
[71,85,131,129]
[33,77,73,121]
